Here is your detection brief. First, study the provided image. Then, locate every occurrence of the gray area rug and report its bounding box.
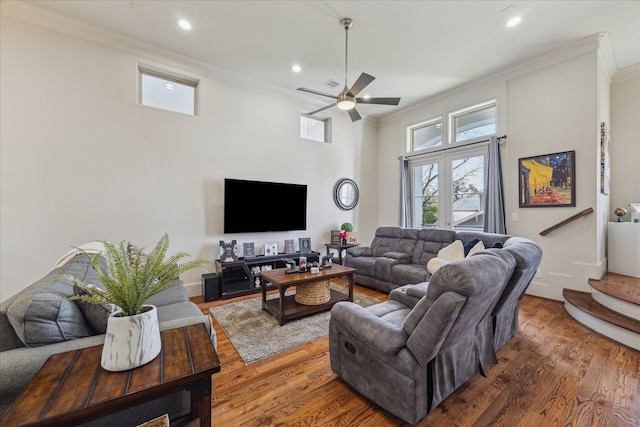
[209,283,380,364]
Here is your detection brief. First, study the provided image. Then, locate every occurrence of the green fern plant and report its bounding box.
[66,234,208,316]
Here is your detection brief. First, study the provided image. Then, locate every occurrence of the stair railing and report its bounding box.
[539,207,594,236]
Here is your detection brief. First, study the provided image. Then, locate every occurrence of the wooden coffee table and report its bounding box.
[1,323,220,427]
[259,263,356,325]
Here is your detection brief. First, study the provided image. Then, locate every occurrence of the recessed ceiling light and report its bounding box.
[178,19,192,31]
[292,64,302,73]
[362,94,371,99]
[506,16,521,28]
[165,83,174,90]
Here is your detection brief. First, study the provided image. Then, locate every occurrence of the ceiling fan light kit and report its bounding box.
[298,18,401,122]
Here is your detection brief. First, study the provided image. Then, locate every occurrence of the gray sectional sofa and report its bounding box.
[0,253,216,426]
[345,226,520,293]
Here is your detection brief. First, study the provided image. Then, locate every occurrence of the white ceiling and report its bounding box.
[17,0,640,119]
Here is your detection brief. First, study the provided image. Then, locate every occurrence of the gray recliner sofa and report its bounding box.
[345,226,523,293]
[0,253,216,426]
[329,249,517,424]
[391,236,543,363]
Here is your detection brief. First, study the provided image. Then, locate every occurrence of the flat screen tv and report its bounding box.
[224,178,307,233]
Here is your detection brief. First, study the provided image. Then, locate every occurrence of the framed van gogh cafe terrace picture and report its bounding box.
[519,150,576,208]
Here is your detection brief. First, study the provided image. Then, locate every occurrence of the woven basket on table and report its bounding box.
[295,280,331,305]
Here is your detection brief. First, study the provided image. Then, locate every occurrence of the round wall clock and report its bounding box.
[334,178,359,210]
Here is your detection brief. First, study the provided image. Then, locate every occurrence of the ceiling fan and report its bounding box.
[298,18,401,122]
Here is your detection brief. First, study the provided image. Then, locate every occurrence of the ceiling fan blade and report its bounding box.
[347,108,362,122]
[348,73,375,97]
[297,87,338,100]
[306,103,336,116]
[356,97,401,106]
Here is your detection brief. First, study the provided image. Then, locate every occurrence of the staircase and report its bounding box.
[563,273,640,351]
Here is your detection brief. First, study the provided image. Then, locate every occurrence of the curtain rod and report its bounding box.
[399,135,507,160]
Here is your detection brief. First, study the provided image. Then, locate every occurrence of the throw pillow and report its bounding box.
[463,239,480,256]
[73,283,114,334]
[437,240,464,261]
[426,240,465,274]
[7,289,94,346]
[465,240,485,258]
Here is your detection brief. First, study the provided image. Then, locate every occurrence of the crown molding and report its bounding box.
[612,64,640,85]
[379,33,606,127]
[0,0,342,119]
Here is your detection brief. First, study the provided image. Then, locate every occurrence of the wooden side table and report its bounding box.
[1,323,220,427]
[324,243,359,265]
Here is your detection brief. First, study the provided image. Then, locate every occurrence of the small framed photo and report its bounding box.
[284,239,295,254]
[243,242,255,258]
[330,230,341,245]
[264,242,278,257]
[299,237,312,253]
[219,240,238,262]
[518,150,576,207]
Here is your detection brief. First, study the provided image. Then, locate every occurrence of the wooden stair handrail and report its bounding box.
[539,207,594,236]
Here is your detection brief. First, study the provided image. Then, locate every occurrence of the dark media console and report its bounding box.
[213,251,320,300]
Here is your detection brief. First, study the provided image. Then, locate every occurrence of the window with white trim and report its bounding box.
[449,101,496,143]
[408,118,442,152]
[410,146,487,230]
[300,115,330,142]
[139,66,198,115]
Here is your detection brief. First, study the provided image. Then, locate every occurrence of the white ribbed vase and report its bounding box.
[101,305,161,372]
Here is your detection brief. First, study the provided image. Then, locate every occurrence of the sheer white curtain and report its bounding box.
[484,136,506,233]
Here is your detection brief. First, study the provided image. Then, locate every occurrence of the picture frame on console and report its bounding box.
[284,239,295,254]
[264,242,278,256]
[299,238,312,253]
[219,240,238,262]
[243,242,255,258]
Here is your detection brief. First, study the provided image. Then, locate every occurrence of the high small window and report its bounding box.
[450,101,496,143]
[139,66,198,115]
[408,119,442,152]
[300,116,330,142]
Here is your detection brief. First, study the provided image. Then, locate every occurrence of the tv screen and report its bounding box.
[224,179,307,233]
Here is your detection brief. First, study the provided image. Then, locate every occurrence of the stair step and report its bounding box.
[563,289,640,335]
[588,273,640,306]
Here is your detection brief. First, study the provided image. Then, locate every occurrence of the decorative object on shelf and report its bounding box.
[346,232,358,244]
[340,222,354,232]
[334,178,359,210]
[340,222,354,244]
[299,237,312,253]
[600,122,610,195]
[243,242,255,258]
[613,207,627,222]
[631,203,640,223]
[330,229,341,245]
[219,240,238,262]
[299,256,307,271]
[282,257,297,272]
[518,150,576,207]
[284,239,295,254]
[65,234,207,371]
[264,242,278,256]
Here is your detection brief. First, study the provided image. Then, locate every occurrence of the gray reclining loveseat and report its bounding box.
[330,249,518,424]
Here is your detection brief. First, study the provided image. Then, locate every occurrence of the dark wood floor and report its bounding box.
[193,278,640,426]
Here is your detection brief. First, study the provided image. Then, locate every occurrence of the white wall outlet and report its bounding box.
[535,268,542,279]
[511,213,518,221]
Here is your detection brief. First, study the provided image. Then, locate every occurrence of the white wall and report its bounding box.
[0,14,373,300]
[610,65,640,218]
[378,36,622,301]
